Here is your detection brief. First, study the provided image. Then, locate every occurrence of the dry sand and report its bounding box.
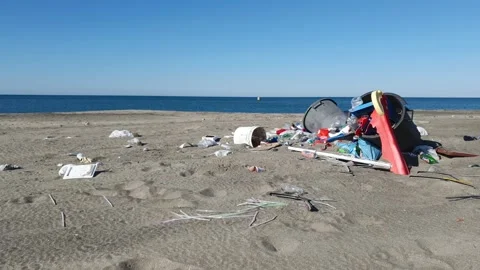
[1,110,480,270]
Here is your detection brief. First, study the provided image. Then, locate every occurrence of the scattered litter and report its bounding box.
[76,153,92,163]
[250,142,281,151]
[59,163,98,179]
[213,150,232,157]
[469,164,480,168]
[456,217,464,223]
[0,164,21,171]
[202,135,221,142]
[237,198,288,208]
[413,145,439,164]
[268,192,335,211]
[57,163,63,167]
[103,195,113,207]
[66,136,72,139]
[250,215,277,228]
[83,122,90,126]
[48,194,57,205]
[127,138,143,146]
[163,209,255,224]
[436,147,478,158]
[247,166,265,172]
[197,138,218,148]
[234,126,266,148]
[280,184,305,195]
[288,146,391,170]
[417,126,428,136]
[124,145,132,148]
[410,171,475,188]
[143,147,149,152]
[301,151,317,159]
[179,142,195,149]
[109,130,133,138]
[463,135,479,141]
[220,144,231,150]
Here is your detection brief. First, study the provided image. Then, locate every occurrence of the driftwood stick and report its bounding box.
[61,211,66,227]
[48,194,57,205]
[249,210,259,227]
[250,215,277,228]
[102,195,113,207]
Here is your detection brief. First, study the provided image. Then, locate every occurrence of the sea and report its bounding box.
[0,95,479,114]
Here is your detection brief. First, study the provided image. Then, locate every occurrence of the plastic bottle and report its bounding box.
[346,115,359,130]
[419,153,438,164]
[351,96,363,109]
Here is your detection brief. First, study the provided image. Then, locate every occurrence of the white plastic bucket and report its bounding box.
[233,126,266,148]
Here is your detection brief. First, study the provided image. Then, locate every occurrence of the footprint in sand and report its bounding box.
[256,236,301,254]
[310,221,341,233]
[370,246,453,270]
[105,257,204,270]
[115,180,151,200]
[198,188,227,198]
[10,194,47,204]
[179,168,195,177]
[355,214,385,227]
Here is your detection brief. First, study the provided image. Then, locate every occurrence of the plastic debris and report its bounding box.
[417,126,428,136]
[280,184,304,195]
[214,150,232,157]
[179,142,194,149]
[0,164,21,171]
[464,135,479,141]
[413,145,440,164]
[58,163,98,179]
[76,153,92,163]
[197,139,218,148]
[109,130,133,138]
[247,166,265,172]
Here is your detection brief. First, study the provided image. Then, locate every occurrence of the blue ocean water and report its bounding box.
[0,95,479,114]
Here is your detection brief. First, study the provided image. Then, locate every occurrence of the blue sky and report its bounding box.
[1,0,479,97]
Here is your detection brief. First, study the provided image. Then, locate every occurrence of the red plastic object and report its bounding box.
[276,129,287,135]
[317,128,329,138]
[369,91,409,175]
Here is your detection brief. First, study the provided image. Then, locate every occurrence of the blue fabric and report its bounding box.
[358,138,381,160]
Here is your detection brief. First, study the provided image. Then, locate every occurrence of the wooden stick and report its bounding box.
[250,215,277,228]
[288,146,391,170]
[61,211,66,227]
[48,194,57,205]
[102,195,113,207]
[249,210,259,227]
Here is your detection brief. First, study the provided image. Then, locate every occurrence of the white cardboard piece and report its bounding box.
[60,163,98,179]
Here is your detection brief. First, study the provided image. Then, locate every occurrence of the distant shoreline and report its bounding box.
[2,109,480,117]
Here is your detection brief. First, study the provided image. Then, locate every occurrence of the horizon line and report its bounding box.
[1,94,480,99]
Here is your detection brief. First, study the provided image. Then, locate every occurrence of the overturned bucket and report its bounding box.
[233,126,266,148]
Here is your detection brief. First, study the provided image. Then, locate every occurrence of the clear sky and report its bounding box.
[1,0,479,97]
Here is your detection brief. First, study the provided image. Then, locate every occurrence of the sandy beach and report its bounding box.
[1,110,479,270]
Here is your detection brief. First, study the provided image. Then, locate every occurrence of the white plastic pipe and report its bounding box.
[288,146,392,170]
